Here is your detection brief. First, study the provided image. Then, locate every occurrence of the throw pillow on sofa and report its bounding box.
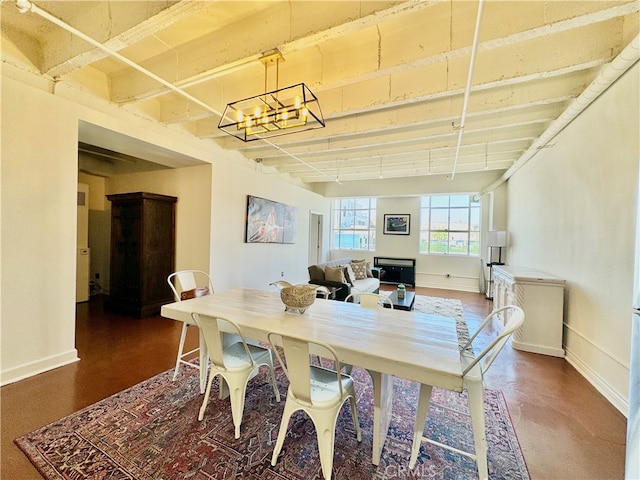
[325,265,347,284]
[344,263,356,285]
[350,261,367,280]
[308,265,325,282]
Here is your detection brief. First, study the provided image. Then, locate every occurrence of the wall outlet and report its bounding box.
[281,271,284,277]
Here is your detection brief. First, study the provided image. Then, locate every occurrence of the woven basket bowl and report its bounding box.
[280,285,317,313]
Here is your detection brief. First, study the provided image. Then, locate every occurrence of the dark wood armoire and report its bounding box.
[107,192,177,317]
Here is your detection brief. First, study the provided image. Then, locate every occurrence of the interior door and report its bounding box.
[308,212,323,266]
[76,183,90,302]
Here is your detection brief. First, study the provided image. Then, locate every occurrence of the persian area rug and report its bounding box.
[15,310,530,480]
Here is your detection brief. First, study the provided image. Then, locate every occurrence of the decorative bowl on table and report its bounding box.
[280,285,317,313]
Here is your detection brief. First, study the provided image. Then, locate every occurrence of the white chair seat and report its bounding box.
[224,341,273,369]
[309,365,355,404]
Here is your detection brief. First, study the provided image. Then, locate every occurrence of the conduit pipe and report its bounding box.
[16,0,223,117]
[481,33,640,194]
[15,0,340,183]
[450,0,485,180]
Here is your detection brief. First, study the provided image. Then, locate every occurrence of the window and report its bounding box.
[332,198,377,250]
[419,194,480,255]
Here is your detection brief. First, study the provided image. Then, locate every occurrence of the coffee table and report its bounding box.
[385,289,416,311]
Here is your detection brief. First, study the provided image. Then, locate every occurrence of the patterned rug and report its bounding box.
[16,296,529,480]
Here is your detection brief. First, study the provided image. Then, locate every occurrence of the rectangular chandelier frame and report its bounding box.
[218,82,325,142]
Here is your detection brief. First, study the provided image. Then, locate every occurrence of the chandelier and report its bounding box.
[218,49,325,142]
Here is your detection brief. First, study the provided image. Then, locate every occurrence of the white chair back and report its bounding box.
[344,292,393,309]
[166,270,214,383]
[192,314,252,371]
[269,333,345,406]
[167,269,214,301]
[461,305,525,376]
[409,304,525,479]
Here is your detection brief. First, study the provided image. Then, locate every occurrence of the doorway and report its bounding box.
[308,212,323,266]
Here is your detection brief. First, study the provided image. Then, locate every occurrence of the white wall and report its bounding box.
[506,63,640,414]
[211,161,330,290]
[0,66,330,385]
[1,75,80,384]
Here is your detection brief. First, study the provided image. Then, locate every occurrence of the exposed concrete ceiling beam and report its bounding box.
[109,1,635,106]
[222,93,574,160]
[160,57,602,126]
[45,1,212,76]
[109,1,427,103]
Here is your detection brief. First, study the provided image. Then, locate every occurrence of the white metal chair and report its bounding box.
[409,305,525,480]
[268,332,362,480]
[167,270,214,380]
[344,292,394,309]
[192,313,281,439]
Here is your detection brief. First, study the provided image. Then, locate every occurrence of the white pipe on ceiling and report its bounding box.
[450,0,485,181]
[15,0,223,117]
[481,33,640,194]
[15,0,339,184]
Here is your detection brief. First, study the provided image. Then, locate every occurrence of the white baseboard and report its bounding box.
[0,349,79,386]
[565,346,628,417]
[416,281,479,293]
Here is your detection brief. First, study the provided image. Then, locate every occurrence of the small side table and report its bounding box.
[385,290,416,311]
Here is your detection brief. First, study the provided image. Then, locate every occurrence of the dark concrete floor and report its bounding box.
[1,287,627,479]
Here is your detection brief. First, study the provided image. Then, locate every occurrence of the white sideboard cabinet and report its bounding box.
[492,265,566,357]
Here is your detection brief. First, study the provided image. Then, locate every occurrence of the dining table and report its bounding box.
[160,287,463,466]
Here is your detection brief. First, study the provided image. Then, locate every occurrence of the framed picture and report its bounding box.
[383,214,410,235]
[245,195,297,244]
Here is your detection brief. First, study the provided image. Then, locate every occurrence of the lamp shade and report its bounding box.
[487,230,507,247]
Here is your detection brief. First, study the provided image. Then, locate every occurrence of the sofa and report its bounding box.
[308,258,380,301]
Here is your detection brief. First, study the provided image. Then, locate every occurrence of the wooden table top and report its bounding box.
[161,288,463,391]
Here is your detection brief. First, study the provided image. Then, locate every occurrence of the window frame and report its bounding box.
[419,194,480,256]
[331,197,377,251]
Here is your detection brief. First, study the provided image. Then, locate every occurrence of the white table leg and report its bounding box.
[367,370,394,465]
[198,328,208,393]
[467,379,488,480]
[409,383,433,469]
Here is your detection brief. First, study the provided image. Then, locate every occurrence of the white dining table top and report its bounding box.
[161,288,464,392]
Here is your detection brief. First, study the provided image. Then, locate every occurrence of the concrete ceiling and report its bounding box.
[2,0,639,184]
